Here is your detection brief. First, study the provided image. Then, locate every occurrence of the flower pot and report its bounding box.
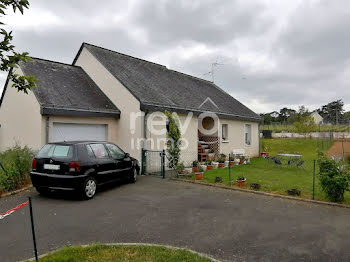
[218,163,225,168]
[260,152,269,158]
[195,172,204,180]
[192,167,198,173]
[224,161,229,167]
[236,178,246,187]
[206,165,214,170]
[229,161,235,166]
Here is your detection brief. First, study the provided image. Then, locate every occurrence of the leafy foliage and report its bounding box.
[0,144,33,192]
[318,155,350,202]
[164,111,181,169]
[293,115,317,135]
[0,0,37,93]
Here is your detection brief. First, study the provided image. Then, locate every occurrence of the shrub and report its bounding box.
[318,156,350,202]
[0,145,34,193]
[176,162,185,173]
[192,160,199,167]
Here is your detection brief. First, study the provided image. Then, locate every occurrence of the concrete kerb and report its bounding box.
[24,243,223,262]
[173,178,350,209]
[0,184,33,199]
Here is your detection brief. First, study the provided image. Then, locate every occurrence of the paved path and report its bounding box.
[1,176,350,262]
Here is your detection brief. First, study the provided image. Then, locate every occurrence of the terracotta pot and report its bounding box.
[206,165,213,170]
[195,172,204,180]
[218,163,225,168]
[236,178,246,187]
[192,167,198,173]
[229,161,235,166]
[260,152,269,158]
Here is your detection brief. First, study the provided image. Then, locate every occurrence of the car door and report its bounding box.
[105,143,133,180]
[89,143,116,184]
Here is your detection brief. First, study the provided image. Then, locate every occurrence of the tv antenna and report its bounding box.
[204,59,224,83]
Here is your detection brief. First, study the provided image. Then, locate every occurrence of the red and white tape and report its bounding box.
[0,201,29,220]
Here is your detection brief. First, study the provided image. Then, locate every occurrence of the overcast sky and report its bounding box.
[1,0,349,113]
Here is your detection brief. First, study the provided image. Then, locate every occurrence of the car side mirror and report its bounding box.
[124,153,130,158]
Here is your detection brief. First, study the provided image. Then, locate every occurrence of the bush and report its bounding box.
[0,145,34,193]
[318,156,350,202]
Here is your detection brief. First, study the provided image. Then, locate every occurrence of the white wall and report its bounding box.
[219,118,260,157]
[74,47,143,161]
[0,67,43,152]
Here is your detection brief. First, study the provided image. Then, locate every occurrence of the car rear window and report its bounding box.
[37,144,73,158]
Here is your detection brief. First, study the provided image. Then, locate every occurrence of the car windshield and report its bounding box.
[37,144,73,158]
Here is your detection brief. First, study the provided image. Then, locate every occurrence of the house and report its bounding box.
[0,43,261,166]
[310,111,323,125]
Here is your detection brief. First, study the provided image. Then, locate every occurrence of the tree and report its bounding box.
[0,0,37,93]
[278,107,296,123]
[317,100,344,125]
[293,115,317,136]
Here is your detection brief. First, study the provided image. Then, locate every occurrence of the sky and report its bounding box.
[0,0,350,114]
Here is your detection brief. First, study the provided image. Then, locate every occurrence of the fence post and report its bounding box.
[312,160,316,200]
[229,153,232,186]
[28,197,38,262]
[162,149,165,179]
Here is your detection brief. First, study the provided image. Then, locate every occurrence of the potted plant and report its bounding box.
[236,176,246,187]
[195,166,204,180]
[206,160,214,170]
[192,160,199,173]
[176,162,185,174]
[217,156,225,168]
[229,155,235,166]
[260,141,269,158]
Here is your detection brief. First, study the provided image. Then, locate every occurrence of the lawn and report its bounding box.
[190,138,350,204]
[26,244,212,262]
[260,124,350,133]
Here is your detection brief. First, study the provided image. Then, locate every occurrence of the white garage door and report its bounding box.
[52,123,107,142]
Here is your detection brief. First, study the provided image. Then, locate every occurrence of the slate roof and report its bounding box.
[77,43,260,121]
[18,58,120,118]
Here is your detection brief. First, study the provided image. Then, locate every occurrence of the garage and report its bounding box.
[52,123,107,142]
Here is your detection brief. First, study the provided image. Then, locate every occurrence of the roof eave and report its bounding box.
[41,107,120,119]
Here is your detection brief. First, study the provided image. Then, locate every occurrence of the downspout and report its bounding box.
[45,116,50,143]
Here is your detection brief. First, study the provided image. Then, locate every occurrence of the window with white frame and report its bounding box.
[222,124,228,141]
[245,124,252,146]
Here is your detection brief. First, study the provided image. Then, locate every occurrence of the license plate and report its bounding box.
[43,164,60,170]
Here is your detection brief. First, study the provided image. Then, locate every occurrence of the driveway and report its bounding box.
[1,176,350,262]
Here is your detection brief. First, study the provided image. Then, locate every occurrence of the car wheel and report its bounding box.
[129,168,137,183]
[82,177,97,200]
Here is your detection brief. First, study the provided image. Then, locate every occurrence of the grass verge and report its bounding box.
[188,138,350,204]
[26,244,213,262]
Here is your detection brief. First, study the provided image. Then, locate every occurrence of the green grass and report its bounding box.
[27,244,211,262]
[191,138,350,204]
[260,124,350,133]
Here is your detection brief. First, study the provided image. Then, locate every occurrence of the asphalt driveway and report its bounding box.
[1,176,350,262]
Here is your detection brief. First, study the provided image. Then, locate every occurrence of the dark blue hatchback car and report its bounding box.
[30,141,139,199]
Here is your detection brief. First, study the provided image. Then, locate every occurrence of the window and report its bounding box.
[37,144,73,158]
[90,144,109,159]
[86,145,95,158]
[222,124,228,141]
[106,144,125,159]
[245,124,252,146]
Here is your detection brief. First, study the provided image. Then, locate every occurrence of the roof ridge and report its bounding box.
[28,56,80,68]
[83,42,167,68]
